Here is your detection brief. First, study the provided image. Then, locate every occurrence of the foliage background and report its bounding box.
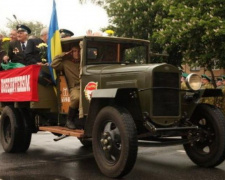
[0,19,46,38]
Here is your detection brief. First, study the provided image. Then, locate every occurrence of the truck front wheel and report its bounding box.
[92,106,137,178]
[183,104,225,167]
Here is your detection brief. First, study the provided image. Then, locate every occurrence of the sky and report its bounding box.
[0,0,109,36]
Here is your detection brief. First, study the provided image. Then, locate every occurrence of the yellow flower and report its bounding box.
[104,29,115,36]
[41,59,47,63]
[2,37,11,55]
[37,43,48,64]
[36,43,48,48]
[2,37,11,42]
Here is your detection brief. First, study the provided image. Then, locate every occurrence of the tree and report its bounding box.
[80,0,157,39]
[79,0,104,5]
[153,0,225,77]
[0,18,46,38]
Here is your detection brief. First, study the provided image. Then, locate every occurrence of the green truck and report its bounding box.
[0,36,225,178]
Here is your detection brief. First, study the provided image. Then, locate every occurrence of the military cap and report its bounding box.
[182,72,188,78]
[217,77,223,81]
[59,29,74,38]
[201,74,211,82]
[16,24,31,34]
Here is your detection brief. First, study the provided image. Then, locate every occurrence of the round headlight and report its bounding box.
[185,73,201,91]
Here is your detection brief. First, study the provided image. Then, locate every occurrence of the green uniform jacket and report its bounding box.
[200,83,215,105]
[216,85,225,115]
[51,53,80,89]
[181,81,188,90]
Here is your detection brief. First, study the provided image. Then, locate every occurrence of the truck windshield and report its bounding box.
[86,41,148,65]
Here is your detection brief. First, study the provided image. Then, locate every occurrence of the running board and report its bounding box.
[156,126,198,132]
[39,126,84,138]
[144,121,198,134]
[138,138,189,147]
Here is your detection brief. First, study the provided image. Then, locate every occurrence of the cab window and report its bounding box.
[86,41,148,65]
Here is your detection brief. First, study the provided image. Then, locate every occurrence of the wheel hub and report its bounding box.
[100,132,112,151]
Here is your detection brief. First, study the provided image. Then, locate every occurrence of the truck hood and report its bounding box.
[85,63,168,89]
[85,63,165,74]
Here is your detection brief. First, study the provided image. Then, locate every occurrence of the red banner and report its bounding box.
[0,65,41,102]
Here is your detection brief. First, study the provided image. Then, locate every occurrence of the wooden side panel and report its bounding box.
[30,66,58,112]
[59,75,70,113]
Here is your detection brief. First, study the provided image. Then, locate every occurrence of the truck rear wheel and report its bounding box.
[92,106,137,178]
[18,108,32,152]
[0,106,31,153]
[183,104,225,167]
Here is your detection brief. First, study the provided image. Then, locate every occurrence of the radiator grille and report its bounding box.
[153,72,179,116]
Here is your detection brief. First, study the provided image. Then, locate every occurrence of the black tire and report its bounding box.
[18,108,32,152]
[92,106,137,178]
[183,104,225,167]
[0,106,31,153]
[18,128,31,152]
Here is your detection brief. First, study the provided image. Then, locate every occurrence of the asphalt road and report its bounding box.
[0,132,225,180]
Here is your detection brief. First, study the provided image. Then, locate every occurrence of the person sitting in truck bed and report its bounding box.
[25,27,49,65]
[51,45,83,129]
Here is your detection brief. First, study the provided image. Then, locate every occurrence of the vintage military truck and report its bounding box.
[0,36,225,178]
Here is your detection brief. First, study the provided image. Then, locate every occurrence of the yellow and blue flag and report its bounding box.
[47,0,62,84]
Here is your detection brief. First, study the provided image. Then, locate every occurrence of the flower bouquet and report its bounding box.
[36,43,48,64]
[1,37,11,55]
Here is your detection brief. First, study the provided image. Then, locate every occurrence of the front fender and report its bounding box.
[181,88,222,122]
[182,89,222,104]
[200,89,222,97]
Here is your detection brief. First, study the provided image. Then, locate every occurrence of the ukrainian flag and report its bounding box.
[47,0,62,84]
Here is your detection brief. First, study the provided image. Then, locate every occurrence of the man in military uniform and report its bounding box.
[51,46,82,129]
[59,29,74,38]
[181,72,188,90]
[3,24,31,65]
[216,75,225,114]
[200,74,215,105]
[216,77,223,88]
